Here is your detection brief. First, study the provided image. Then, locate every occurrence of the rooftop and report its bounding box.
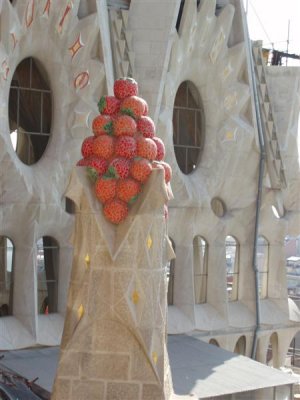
[0,335,299,399]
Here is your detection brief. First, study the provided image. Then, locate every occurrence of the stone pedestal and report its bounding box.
[51,168,173,400]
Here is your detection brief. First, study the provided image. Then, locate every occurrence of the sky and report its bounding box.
[244,0,300,65]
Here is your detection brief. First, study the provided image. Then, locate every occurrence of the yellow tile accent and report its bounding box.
[132,290,140,305]
[147,235,152,249]
[77,304,84,320]
[225,131,234,140]
[152,351,158,364]
[84,253,90,268]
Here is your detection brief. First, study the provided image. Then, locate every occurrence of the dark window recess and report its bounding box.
[167,239,176,306]
[193,236,208,304]
[65,197,76,214]
[0,237,14,317]
[37,236,59,314]
[173,81,205,174]
[9,57,52,165]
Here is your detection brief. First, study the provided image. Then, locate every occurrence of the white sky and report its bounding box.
[242,1,300,154]
[244,0,300,64]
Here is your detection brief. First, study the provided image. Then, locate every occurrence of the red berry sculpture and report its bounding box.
[120,96,145,119]
[115,136,137,159]
[92,135,115,160]
[108,158,131,179]
[104,199,128,225]
[136,137,157,161]
[130,158,153,183]
[113,115,137,137]
[114,77,138,100]
[152,137,165,161]
[98,96,120,115]
[95,177,117,203]
[137,116,155,138]
[116,178,141,203]
[92,115,113,136]
[77,77,172,224]
[81,136,94,158]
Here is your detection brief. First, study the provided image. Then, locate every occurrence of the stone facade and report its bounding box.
[0,0,299,380]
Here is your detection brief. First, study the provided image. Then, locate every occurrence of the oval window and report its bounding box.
[172,81,205,174]
[9,57,52,165]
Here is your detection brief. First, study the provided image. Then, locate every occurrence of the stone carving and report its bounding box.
[52,167,174,400]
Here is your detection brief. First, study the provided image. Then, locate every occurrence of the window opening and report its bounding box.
[209,338,219,347]
[65,197,76,214]
[193,236,208,304]
[9,57,52,165]
[226,236,239,301]
[285,235,300,300]
[287,335,300,368]
[167,239,176,306]
[257,236,269,299]
[0,237,14,316]
[267,332,279,367]
[37,236,59,314]
[234,336,246,355]
[173,81,205,174]
[272,205,285,219]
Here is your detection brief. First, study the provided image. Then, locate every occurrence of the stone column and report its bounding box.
[52,168,173,400]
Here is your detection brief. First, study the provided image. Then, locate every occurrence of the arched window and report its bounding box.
[37,236,59,314]
[173,81,205,174]
[226,236,239,301]
[193,236,208,304]
[234,336,246,355]
[167,238,176,306]
[267,332,279,367]
[285,235,300,299]
[9,57,52,165]
[287,335,298,367]
[257,236,269,299]
[209,338,219,347]
[0,237,14,316]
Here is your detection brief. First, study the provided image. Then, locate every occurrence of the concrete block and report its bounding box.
[106,382,141,400]
[71,380,105,400]
[81,353,130,380]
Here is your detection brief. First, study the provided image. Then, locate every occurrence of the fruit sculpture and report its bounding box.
[77,77,172,224]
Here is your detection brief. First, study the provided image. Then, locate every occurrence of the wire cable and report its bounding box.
[248,0,273,46]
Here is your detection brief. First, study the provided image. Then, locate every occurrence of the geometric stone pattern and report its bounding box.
[51,168,173,400]
[109,7,135,79]
[0,0,105,348]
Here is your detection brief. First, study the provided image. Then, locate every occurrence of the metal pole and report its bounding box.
[240,0,266,360]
